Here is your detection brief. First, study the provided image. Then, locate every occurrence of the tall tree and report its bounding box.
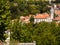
[0,0,11,41]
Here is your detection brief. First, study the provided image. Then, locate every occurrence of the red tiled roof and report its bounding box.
[25,16,29,19]
[34,13,49,19]
[55,10,60,15]
[53,16,60,20]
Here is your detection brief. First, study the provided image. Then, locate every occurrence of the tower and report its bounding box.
[49,0,54,19]
[49,0,51,4]
[50,6,54,19]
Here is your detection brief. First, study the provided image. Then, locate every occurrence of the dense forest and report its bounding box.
[0,0,60,45]
[10,0,50,19]
[0,0,50,41]
[11,20,60,45]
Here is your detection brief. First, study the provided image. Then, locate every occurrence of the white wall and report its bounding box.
[34,18,52,23]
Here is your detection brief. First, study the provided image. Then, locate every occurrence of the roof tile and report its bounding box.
[53,16,60,20]
[34,13,49,19]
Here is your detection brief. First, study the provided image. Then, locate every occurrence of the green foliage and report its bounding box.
[0,0,59,43]
[11,20,60,45]
[10,0,49,19]
[30,16,34,22]
[0,0,11,41]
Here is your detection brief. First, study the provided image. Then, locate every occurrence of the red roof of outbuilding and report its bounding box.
[53,16,60,20]
[55,10,60,15]
[34,13,49,19]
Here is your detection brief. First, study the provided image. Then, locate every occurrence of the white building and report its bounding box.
[34,13,51,23]
[34,6,54,23]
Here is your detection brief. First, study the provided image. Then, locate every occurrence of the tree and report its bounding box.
[11,21,60,45]
[30,16,34,22]
[28,4,40,14]
[0,0,11,41]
